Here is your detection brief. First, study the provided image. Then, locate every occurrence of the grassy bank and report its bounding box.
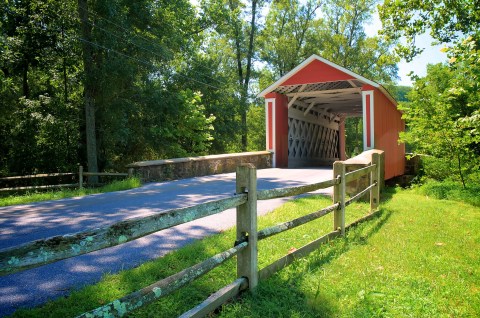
[0,177,142,207]
[9,187,480,317]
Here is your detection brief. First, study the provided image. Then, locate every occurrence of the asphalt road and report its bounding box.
[0,167,333,316]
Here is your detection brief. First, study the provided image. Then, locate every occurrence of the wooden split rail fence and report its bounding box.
[0,152,384,318]
[0,166,134,192]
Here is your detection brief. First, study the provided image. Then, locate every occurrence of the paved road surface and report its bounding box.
[0,167,333,316]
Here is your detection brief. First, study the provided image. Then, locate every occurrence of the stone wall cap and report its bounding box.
[343,149,385,165]
[127,151,272,168]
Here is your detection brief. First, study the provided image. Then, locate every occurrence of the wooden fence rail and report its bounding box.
[0,166,134,192]
[0,151,385,318]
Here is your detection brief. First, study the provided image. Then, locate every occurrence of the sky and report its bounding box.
[364,10,448,86]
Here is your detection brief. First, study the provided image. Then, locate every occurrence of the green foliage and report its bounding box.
[259,0,322,77]
[345,117,363,158]
[247,104,265,151]
[399,35,480,187]
[379,0,480,61]
[393,85,412,102]
[381,1,480,186]
[308,0,399,84]
[1,0,404,176]
[259,0,399,85]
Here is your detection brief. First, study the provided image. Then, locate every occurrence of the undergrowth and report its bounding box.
[413,179,480,207]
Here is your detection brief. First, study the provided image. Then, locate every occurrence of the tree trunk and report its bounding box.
[22,60,29,98]
[77,0,99,184]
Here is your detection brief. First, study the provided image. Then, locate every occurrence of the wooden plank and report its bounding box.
[82,172,128,177]
[77,242,247,318]
[178,278,248,318]
[258,203,339,240]
[347,80,358,88]
[258,230,340,281]
[345,182,376,206]
[333,162,346,235]
[79,165,83,189]
[345,209,382,229]
[288,107,339,130]
[370,153,381,212]
[344,164,376,182]
[0,194,247,276]
[303,102,316,116]
[285,87,360,97]
[287,84,307,108]
[0,173,75,181]
[259,209,383,282]
[257,178,337,201]
[236,164,258,291]
[0,184,78,192]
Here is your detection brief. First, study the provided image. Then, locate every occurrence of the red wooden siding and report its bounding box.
[373,88,405,179]
[281,59,355,86]
[267,101,273,150]
[366,94,371,148]
[274,93,289,167]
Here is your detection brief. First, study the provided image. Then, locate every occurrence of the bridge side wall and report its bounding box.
[373,89,405,179]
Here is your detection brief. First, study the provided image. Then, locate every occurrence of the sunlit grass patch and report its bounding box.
[0,177,142,207]
[9,187,480,318]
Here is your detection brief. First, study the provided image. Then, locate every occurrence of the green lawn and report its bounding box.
[9,187,480,318]
[0,177,142,207]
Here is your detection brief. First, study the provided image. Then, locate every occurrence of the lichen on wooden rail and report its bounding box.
[345,181,377,206]
[344,164,376,182]
[0,172,76,180]
[345,209,382,229]
[0,183,78,192]
[258,203,339,241]
[178,277,248,318]
[0,194,247,276]
[257,179,337,200]
[82,172,129,177]
[258,230,340,281]
[77,242,248,318]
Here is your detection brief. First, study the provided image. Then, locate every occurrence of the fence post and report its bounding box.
[333,161,346,235]
[79,165,83,189]
[235,163,258,291]
[370,153,381,212]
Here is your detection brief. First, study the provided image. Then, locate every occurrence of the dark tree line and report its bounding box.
[0,0,400,176]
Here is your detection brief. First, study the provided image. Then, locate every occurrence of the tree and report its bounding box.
[379,0,480,61]
[1,0,81,174]
[77,0,99,181]
[201,0,267,152]
[400,59,479,187]
[380,0,480,186]
[259,0,321,78]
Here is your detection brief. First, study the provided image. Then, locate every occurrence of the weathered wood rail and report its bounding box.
[0,166,134,192]
[0,151,384,318]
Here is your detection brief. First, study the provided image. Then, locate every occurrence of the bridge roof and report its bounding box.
[258,54,396,117]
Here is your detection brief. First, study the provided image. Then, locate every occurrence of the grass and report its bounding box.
[8,187,480,317]
[0,177,142,207]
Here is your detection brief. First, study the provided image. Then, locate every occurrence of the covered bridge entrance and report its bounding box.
[259,54,405,180]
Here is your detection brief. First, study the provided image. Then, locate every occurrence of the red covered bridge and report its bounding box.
[259,54,405,180]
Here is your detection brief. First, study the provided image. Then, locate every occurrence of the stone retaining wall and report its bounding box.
[342,150,385,196]
[127,151,273,182]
